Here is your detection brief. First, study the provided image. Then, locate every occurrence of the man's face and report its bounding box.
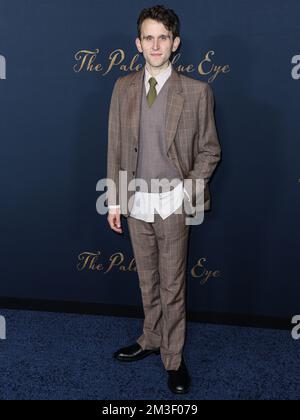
[135,18,180,70]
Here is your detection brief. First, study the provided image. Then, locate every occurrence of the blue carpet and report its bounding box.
[0,308,299,400]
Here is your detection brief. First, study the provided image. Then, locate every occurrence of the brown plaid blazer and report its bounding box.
[105,63,221,217]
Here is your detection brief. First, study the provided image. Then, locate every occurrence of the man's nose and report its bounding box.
[153,40,160,50]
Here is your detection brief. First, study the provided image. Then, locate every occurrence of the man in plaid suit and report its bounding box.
[106,5,221,394]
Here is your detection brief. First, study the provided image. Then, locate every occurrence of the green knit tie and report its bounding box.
[147,77,158,108]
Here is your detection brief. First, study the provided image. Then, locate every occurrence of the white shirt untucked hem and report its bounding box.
[129,181,190,223]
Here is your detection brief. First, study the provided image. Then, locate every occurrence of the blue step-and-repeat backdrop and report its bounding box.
[1,0,299,320]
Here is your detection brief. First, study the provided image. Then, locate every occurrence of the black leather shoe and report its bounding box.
[113,342,160,362]
[167,358,191,394]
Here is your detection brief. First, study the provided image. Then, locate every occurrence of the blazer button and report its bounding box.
[132,171,135,176]
[134,148,138,152]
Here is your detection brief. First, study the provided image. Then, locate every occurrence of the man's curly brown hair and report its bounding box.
[137,5,180,41]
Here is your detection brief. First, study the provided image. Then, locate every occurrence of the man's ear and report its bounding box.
[172,36,181,52]
[135,37,143,53]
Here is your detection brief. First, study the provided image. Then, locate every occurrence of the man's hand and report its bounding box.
[107,207,123,234]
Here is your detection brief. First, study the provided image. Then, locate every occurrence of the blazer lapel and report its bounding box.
[165,65,184,152]
[128,63,184,152]
[128,65,145,148]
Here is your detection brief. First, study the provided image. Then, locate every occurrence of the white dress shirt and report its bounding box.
[109,61,191,222]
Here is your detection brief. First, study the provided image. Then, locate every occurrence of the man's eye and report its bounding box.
[146,36,167,41]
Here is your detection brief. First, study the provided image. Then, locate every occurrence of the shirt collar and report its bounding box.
[144,62,172,89]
